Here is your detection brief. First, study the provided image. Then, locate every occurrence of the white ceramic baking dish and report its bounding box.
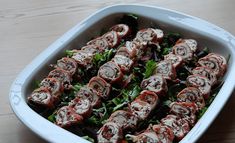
[9,4,235,143]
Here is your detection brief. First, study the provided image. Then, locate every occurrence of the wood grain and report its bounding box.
[1,0,235,142]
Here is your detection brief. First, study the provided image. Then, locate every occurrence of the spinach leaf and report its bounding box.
[48,112,56,123]
[144,60,157,78]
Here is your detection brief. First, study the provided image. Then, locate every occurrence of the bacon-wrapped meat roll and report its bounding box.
[112,55,134,73]
[69,98,92,118]
[97,122,123,143]
[207,53,227,76]
[154,60,177,80]
[40,77,63,100]
[161,115,190,141]
[152,124,174,143]
[55,57,78,75]
[130,99,152,120]
[169,102,197,126]
[176,39,197,52]
[172,42,194,61]
[153,28,164,42]
[48,68,72,90]
[81,45,100,55]
[55,106,83,128]
[136,90,159,109]
[186,74,211,99]
[197,55,222,77]
[88,76,111,99]
[98,61,123,84]
[103,31,120,48]
[71,50,93,68]
[134,28,158,45]
[75,86,101,107]
[110,24,131,38]
[164,53,183,69]
[192,66,217,86]
[108,110,138,130]
[177,87,205,110]
[141,75,168,96]
[126,131,161,143]
[87,37,109,51]
[28,87,55,108]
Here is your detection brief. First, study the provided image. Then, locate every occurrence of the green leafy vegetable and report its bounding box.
[33,80,40,89]
[127,13,138,20]
[93,49,115,68]
[48,112,56,123]
[65,50,75,57]
[197,107,208,119]
[88,103,109,126]
[144,60,157,78]
[82,136,95,143]
[71,83,83,92]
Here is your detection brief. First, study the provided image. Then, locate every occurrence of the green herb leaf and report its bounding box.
[144,60,157,78]
[198,107,208,119]
[72,83,83,92]
[93,49,115,67]
[48,113,56,123]
[65,50,75,57]
[82,136,95,143]
[127,13,138,20]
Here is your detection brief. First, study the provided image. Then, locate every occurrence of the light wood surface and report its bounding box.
[1,0,235,143]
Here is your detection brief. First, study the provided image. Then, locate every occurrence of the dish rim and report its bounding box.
[9,4,235,143]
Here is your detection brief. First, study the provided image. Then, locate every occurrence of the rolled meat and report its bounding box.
[126,131,161,143]
[207,53,227,76]
[87,37,109,51]
[75,86,101,107]
[55,57,78,75]
[141,75,168,96]
[48,68,72,90]
[177,87,205,110]
[192,66,217,86]
[69,98,92,118]
[110,24,131,38]
[161,115,190,141]
[55,106,83,128]
[103,31,120,48]
[112,55,134,73]
[186,74,211,99]
[27,87,55,109]
[71,50,93,68]
[136,90,159,109]
[130,99,152,120]
[169,102,197,126]
[134,28,158,45]
[154,60,177,80]
[81,45,100,55]
[176,39,197,52]
[172,42,194,61]
[108,110,138,130]
[152,124,175,143]
[97,122,123,143]
[197,55,222,77]
[164,53,183,69]
[88,76,111,99]
[98,61,123,84]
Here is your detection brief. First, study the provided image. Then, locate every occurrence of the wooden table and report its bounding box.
[1,0,235,142]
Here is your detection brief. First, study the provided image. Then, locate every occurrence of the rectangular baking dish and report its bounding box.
[9,4,235,143]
